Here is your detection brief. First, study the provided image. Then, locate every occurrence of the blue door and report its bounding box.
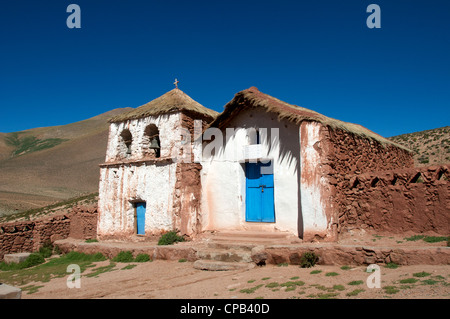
[245,162,275,222]
[136,202,146,235]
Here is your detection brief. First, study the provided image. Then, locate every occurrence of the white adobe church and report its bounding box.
[97,85,411,241]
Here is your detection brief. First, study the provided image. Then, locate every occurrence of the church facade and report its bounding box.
[97,87,413,241]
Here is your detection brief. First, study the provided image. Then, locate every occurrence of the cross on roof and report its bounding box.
[174,78,179,89]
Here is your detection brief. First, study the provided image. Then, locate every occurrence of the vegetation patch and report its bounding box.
[421,279,439,285]
[265,282,280,288]
[5,132,68,157]
[325,272,339,277]
[157,231,185,245]
[0,251,106,288]
[134,254,151,262]
[348,280,364,286]
[240,284,263,294]
[413,271,431,278]
[121,264,137,270]
[112,251,134,263]
[404,234,449,244]
[86,262,117,277]
[300,252,319,268]
[383,286,400,295]
[399,278,418,284]
[346,289,364,297]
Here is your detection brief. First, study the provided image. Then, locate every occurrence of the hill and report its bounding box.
[0,108,132,217]
[388,126,450,166]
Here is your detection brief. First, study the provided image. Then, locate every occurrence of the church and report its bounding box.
[96,85,413,242]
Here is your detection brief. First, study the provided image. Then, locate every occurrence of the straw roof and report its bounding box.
[109,88,218,123]
[207,86,410,151]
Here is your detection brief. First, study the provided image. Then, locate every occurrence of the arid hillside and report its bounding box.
[388,126,450,167]
[0,108,131,217]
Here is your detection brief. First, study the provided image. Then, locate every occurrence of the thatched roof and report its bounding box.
[109,88,218,123]
[207,87,410,151]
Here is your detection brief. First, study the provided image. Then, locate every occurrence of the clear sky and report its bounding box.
[0,0,449,137]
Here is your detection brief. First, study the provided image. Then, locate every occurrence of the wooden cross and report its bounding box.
[174,78,179,89]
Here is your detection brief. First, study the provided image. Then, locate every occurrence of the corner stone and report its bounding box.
[3,252,31,264]
[0,283,22,299]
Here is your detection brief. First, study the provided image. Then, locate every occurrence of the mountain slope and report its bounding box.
[0,108,132,217]
[388,126,450,166]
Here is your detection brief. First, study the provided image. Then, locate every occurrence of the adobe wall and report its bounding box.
[0,205,97,260]
[302,123,415,241]
[335,165,449,235]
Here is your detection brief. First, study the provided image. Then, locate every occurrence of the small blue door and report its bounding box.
[245,162,275,222]
[136,202,146,235]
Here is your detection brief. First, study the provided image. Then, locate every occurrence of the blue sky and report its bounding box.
[0,0,449,137]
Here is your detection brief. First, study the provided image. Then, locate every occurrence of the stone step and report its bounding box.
[3,253,31,264]
[0,283,22,299]
[214,230,291,239]
[206,242,255,251]
[193,260,255,271]
[196,248,252,263]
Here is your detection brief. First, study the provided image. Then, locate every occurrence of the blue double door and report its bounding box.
[136,202,146,235]
[245,162,275,223]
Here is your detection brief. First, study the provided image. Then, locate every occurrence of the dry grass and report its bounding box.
[110,88,218,123]
[208,87,410,151]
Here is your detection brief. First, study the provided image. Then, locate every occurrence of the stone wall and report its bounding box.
[335,165,449,235]
[0,205,97,260]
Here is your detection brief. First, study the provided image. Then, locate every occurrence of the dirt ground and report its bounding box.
[23,259,449,299]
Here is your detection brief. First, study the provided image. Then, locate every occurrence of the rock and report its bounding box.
[250,245,267,265]
[3,252,31,264]
[0,283,22,299]
[193,260,255,271]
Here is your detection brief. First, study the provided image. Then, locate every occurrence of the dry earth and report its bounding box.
[23,260,449,299]
[21,232,450,300]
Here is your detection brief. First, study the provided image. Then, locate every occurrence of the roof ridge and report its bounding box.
[109,88,218,123]
[207,87,411,151]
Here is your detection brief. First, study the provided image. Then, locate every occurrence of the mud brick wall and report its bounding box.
[68,205,98,240]
[321,127,414,176]
[312,125,415,239]
[335,165,449,235]
[0,205,98,260]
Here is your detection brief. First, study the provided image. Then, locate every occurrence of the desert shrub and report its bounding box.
[112,251,134,262]
[157,231,185,246]
[22,253,45,268]
[300,252,319,268]
[134,254,151,262]
[422,236,448,243]
[38,246,53,258]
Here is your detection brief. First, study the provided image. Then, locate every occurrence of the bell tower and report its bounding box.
[97,87,217,240]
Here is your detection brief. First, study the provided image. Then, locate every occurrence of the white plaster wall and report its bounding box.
[105,113,181,162]
[200,109,301,236]
[300,122,329,237]
[98,112,183,238]
[97,162,178,237]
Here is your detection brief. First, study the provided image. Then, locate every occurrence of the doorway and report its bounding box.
[135,202,146,235]
[245,161,275,222]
